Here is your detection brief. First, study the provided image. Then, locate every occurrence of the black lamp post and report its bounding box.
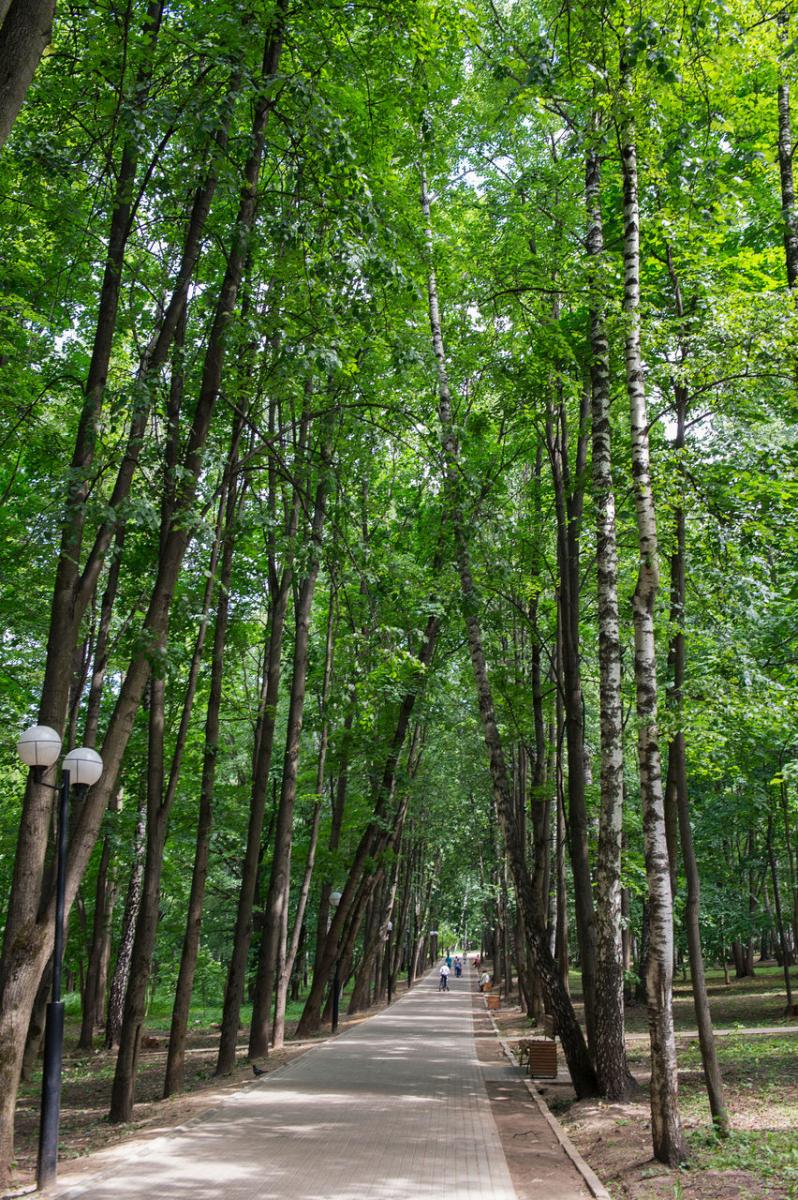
[385,920,393,1006]
[16,726,103,1192]
[429,929,438,967]
[329,890,342,1033]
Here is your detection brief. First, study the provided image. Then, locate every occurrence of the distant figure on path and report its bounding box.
[446,953,452,968]
[439,963,451,991]
[454,956,462,978]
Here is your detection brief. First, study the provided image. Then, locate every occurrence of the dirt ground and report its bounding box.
[492,981,798,1200]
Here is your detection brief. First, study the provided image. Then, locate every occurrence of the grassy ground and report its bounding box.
[494,961,798,1200]
[623,963,798,1035]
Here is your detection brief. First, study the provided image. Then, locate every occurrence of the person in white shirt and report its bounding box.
[439,963,451,991]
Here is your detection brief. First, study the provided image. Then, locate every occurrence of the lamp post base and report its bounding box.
[37,999,65,1191]
[331,964,340,1034]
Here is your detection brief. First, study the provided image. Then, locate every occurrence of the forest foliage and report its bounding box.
[0,0,797,1183]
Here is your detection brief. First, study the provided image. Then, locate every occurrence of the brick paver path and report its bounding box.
[59,967,520,1200]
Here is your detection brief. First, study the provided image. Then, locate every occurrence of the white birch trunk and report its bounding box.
[586,144,634,1100]
[621,126,686,1165]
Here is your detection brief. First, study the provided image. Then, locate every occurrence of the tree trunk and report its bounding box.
[0,0,56,151]
[108,673,169,1124]
[106,794,146,1048]
[77,830,116,1050]
[778,11,798,291]
[586,143,635,1100]
[215,569,292,1073]
[313,706,353,981]
[768,814,794,1009]
[21,968,50,1082]
[663,249,729,1135]
[548,379,596,1046]
[620,124,686,1165]
[249,430,332,1059]
[271,590,336,1050]
[163,449,242,1096]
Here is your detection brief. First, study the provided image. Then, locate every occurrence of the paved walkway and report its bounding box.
[59,967,521,1200]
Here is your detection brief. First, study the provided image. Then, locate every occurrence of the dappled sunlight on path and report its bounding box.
[55,968,520,1200]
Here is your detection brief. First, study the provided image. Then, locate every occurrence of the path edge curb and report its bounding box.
[487,1010,611,1200]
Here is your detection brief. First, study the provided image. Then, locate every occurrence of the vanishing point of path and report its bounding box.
[56,968,593,1200]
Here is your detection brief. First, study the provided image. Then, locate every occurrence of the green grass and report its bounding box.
[687,1128,798,1199]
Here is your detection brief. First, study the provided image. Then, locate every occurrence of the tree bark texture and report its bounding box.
[105,796,146,1049]
[664,250,730,1135]
[0,0,56,151]
[621,127,686,1165]
[586,144,634,1100]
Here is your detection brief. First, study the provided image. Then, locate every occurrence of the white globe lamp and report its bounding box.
[63,747,103,786]
[17,725,62,769]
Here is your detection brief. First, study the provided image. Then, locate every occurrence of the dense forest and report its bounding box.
[1,0,798,1188]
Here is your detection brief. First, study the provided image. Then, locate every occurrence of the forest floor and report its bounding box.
[495,962,798,1200]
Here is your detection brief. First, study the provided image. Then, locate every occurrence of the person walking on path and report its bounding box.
[439,962,451,991]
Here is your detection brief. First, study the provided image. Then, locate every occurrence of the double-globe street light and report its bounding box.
[329,890,342,1034]
[16,725,103,1191]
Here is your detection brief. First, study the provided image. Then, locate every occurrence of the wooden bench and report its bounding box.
[516,1013,558,1079]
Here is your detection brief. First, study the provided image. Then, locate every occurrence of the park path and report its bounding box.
[56,966,588,1200]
